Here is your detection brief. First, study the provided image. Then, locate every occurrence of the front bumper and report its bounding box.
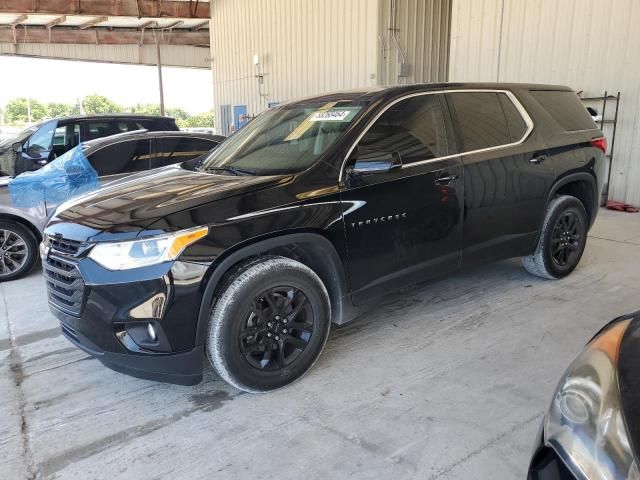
[43,242,210,386]
[51,305,204,385]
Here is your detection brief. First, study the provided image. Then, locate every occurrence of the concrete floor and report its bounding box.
[2,208,640,480]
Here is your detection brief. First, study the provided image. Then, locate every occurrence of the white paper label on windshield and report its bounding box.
[309,110,352,122]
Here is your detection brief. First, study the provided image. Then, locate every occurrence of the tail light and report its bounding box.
[591,137,607,153]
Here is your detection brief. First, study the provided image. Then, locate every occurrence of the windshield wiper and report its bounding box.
[204,166,257,176]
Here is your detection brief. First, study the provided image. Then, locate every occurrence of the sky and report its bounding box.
[0,56,213,114]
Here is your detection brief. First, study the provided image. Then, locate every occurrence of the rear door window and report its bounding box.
[138,119,172,131]
[84,121,123,141]
[153,136,218,168]
[530,90,596,131]
[446,92,515,152]
[88,139,152,176]
[52,124,81,156]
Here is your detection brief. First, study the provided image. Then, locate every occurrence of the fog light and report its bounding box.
[147,323,157,341]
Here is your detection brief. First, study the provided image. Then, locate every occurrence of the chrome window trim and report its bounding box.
[339,89,535,182]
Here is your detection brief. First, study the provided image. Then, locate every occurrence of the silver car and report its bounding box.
[0,130,223,281]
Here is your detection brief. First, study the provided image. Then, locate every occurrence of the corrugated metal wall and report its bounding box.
[450,0,640,206]
[210,0,450,134]
[378,0,451,85]
[210,0,380,133]
[0,44,210,68]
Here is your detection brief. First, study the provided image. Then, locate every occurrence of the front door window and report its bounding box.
[25,121,57,158]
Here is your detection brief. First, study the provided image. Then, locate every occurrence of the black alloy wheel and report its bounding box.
[522,195,588,279]
[207,256,331,393]
[240,286,314,371]
[551,211,583,267]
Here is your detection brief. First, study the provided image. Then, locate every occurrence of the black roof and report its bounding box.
[60,113,176,122]
[31,113,177,127]
[82,130,224,153]
[283,82,573,106]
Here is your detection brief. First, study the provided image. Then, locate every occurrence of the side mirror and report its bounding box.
[11,142,22,153]
[350,150,402,176]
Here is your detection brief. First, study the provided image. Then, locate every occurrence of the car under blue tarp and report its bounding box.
[8,145,99,209]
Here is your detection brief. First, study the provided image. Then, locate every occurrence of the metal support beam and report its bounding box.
[10,14,27,25]
[0,0,210,19]
[0,26,210,46]
[45,15,66,28]
[78,16,108,30]
[161,20,184,30]
[156,41,165,116]
[190,20,210,31]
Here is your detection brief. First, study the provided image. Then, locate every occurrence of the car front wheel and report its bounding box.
[0,221,38,282]
[206,256,331,393]
[522,195,588,279]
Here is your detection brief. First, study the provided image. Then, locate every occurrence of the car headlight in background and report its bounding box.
[545,319,640,480]
[88,226,208,270]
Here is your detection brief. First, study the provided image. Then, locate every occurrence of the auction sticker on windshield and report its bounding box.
[310,110,350,121]
[309,107,360,122]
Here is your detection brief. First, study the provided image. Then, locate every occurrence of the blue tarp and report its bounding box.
[8,145,99,208]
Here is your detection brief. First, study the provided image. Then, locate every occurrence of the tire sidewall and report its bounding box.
[0,221,38,282]
[540,197,588,278]
[207,257,331,392]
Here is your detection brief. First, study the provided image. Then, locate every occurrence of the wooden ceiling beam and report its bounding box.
[0,25,210,46]
[190,20,210,31]
[45,15,66,28]
[0,0,210,19]
[78,16,108,30]
[10,14,28,25]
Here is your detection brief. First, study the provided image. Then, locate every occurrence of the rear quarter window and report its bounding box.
[530,90,596,131]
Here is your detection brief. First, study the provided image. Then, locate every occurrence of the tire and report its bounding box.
[522,195,588,279]
[206,256,331,393]
[0,221,38,282]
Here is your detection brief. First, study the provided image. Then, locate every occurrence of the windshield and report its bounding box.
[198,100,364,175]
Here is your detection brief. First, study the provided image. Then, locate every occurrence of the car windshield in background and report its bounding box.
[0,124,39,148]
[198,101,364,175]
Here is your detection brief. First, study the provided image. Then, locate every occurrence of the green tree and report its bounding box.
[4,98,48,123]
[166,107,190,128]
[185,111,214,128]
[128,103,160,116]
[47,102,78,118]
[82,94,122,114]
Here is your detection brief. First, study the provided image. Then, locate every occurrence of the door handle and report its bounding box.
[434,174,459,185]
[530,154,549,164]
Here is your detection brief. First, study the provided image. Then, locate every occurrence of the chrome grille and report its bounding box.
[48,236,83,256]
[43,255,85,316]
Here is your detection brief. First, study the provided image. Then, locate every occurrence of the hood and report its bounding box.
[46,165,288,241]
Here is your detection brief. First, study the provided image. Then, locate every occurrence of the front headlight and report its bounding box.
[545,319,639,479]
[88,226,208,270]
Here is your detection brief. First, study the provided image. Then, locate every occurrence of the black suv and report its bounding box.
[42,83,606,392]
[0,114,179,176]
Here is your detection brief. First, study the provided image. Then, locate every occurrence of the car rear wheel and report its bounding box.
[0,221,38,282]
[522,195,588,279]
[206,256,331,393]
